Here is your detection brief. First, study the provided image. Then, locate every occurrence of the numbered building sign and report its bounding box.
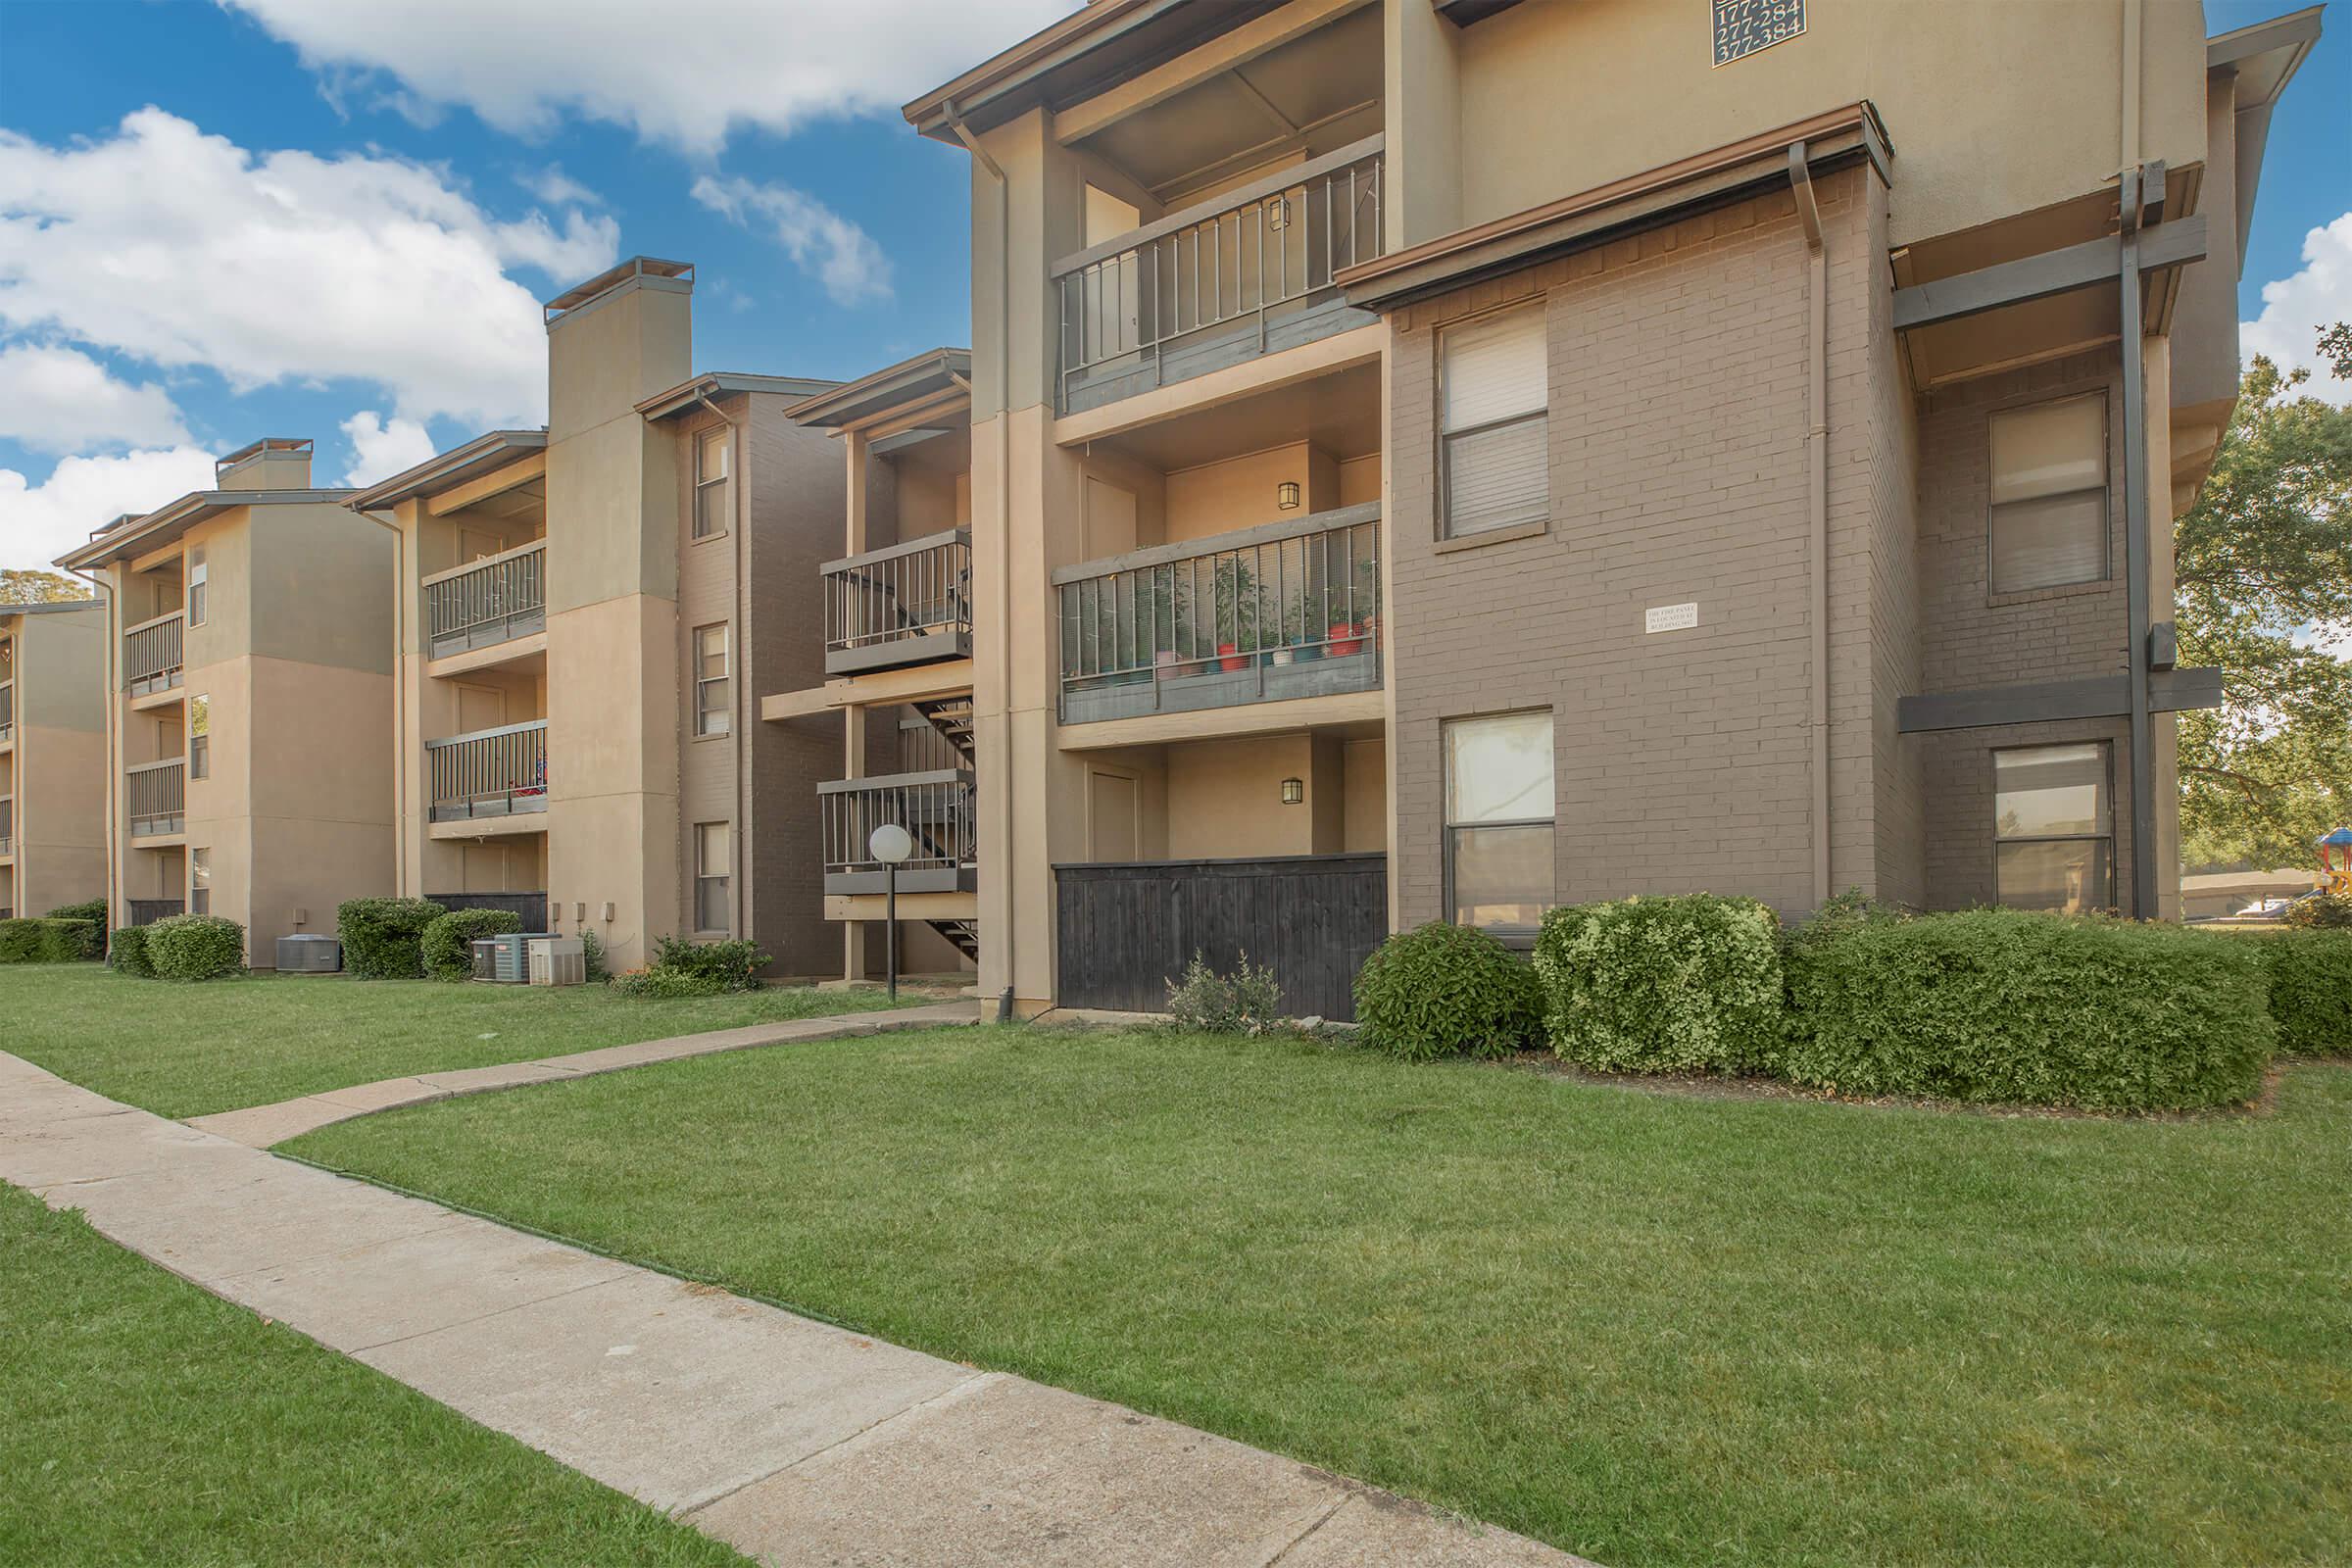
[1713,0,1803,67]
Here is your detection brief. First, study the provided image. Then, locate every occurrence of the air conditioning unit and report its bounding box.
[469,939,499,982]
[491,931,554,984]
[528,937,586,987]
[274,934,342,973]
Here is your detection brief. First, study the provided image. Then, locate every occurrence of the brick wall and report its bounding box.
[1919,718,2137,911]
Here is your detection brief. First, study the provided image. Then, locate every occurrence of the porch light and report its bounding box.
[1277,481,1301,511]
[1281,777,1303,806]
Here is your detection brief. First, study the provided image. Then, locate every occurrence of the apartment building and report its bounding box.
[56,439,394,961]
[0,600,108,919]
[350,257,851,974]
[892,0,2316,1017]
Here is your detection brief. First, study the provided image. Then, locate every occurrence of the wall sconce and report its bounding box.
[1277,481,1301,511]
[1280,777,1304,806]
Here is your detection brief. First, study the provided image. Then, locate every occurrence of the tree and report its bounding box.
[0,568,93,605]
[2177,331,2352,869]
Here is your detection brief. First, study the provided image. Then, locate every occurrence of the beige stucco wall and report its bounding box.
[2,605,109,914]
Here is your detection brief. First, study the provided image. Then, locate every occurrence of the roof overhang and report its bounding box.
[343,430,549,512]
[0,599,102,617]
[636,372,843,422]
[904,0,1289,141]
[56,487,360,571]
[2208,5,2323,268]
[1337,103,1893,313]
[782,349,973,431]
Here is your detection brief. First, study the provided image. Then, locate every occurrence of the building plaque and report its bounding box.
[1644,602,1700,635]
[1712,0,1803,67]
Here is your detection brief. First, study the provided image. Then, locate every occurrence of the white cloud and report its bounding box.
[520,164,603,209]
[2241,211,2352,405]
[340,410,438,487]
[219,0,1077,154]
[691,174,891,307]
[0,344,191,454]
[0,108,618,430]
[0,447,219,572]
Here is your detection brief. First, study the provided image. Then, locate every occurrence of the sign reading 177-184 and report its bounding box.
[1712,0,1803,67]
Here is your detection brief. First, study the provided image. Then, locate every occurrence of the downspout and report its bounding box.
[1788,142,1832,907]
[70,565,116,928]
[354,509,407,898]
[695,387,752,946]
[944,98,1016,1011]
[2119,1,2157,918]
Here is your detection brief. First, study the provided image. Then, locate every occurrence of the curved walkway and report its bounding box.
[0,1052,1589,1567]
[186,1000,977,1148]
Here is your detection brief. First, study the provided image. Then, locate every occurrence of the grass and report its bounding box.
[0,1183,744,1567]
[291,1027,2352,1568]
[2,963,918,1119]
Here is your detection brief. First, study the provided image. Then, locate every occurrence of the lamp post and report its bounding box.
[869,822,913,1001]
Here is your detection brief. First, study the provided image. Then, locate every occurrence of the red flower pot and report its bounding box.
[1326,621,1363,658]
[1217,641,1249,672]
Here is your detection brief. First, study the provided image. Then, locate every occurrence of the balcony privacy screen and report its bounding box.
[1441,306,1549,537]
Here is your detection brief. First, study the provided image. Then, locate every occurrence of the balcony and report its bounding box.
[822,530,973,676]
[818,770,975,895]
[1054,137,1384,416]
[1055,503,1382,725]
[0,795,12,858]
[124,611,183,697]
[424,540,546,661]
[0,679,12,749]
[127,759,184,838]
[426,719,548,823]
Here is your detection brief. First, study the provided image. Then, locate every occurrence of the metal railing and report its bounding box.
[424,890,549,931]
[0,678,13,747]
[0,795,12,858]
[124,612,184,696]
[127,759,184,838]
[1054,136,1383,410]
[426,719,548,822]
[822,530,972,674]
[818,769,975,893]
[1055,504,1382,721]
[126,900,183,927]
[424,540,546,659]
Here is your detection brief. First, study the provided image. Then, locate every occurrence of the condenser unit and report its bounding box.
[469,939,498,982]
[528,937,586,988]
[491,932,554,984]
[274,935,342,973]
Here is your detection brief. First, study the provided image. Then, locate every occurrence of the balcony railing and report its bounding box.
[424,540,546,660]
[0,678,12,747]
[124,611,184,697]
[0,795,12,858]
[126,899,183,927]
[427,719,548,823]
[822,530,973,676]
[127,759,184,838]
[1054,135,1384,415]
[1055,503,1383,725]
[818,769,976,896]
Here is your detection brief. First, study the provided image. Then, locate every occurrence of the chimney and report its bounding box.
[215,437,315,492]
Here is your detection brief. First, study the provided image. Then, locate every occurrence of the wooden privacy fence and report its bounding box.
[1053,854,1387,1021]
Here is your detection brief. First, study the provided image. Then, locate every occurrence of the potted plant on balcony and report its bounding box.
[1213,557,1258,672]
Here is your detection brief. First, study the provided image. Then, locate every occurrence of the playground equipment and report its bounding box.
[2320,827,2352,898]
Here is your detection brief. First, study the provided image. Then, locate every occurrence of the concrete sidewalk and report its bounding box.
[187,999,976,1148]
[0,1052,1592,1567]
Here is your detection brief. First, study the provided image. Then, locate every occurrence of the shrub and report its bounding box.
[579,927,608,983]
[420,908,525,982]
[612,966,730,1000]
[1353,922,1543,1061]
[109,925,153,978]
[145,913,247,982]
[336,897,447,980]
[2259,928,2352,1056]
[0,916,100,964]
[45,897,109,941]
[1164,951,1284,1034]
[648,935,766,993]
[1783,908,2272,1110]
[2282,891,2352,930]
[1535,894,1784,1074]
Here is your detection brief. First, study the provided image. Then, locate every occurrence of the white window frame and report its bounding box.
[189,848,211,916]
[187,546,208,627]
[1986,391,2110,596]
[694,623,731,738]
[694,820,732,935]
[1438,303,1550,540]
[694,425,733,541]
[1442,709,1556,941]
[188,693,210,781]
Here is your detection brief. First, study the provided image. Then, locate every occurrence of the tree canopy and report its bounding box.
[0,568,94,605]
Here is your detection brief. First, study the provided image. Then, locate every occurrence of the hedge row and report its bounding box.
[110,915,246,981]
[336,898,448,979]
[1354,896,2307,1112]
[421,908,524,982]
[0,916,101,964]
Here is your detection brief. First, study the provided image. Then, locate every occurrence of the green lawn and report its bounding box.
[0,1183,743,1567]
[2,963,916,1118]
[292,1027,2352,1568]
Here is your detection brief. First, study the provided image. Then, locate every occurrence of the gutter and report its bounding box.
[943,98,1017,1015]
[1788,143,1832,908]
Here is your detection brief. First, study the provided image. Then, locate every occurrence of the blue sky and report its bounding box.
[0,0,2345,573]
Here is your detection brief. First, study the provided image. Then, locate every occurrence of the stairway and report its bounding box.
[928,918,981,963]
[911,696,974,762]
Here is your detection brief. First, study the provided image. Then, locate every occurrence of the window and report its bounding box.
[1440,305,1549,538]
[187,546,208,627]
[1444,710,1554,933]
[1987,393,2107,594]
[1994,743,2113,912]
[694,623,730,737]
[189,848,211,916]
[694,426,732,539]
[695,821,731,934]
[188,694,210,781]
